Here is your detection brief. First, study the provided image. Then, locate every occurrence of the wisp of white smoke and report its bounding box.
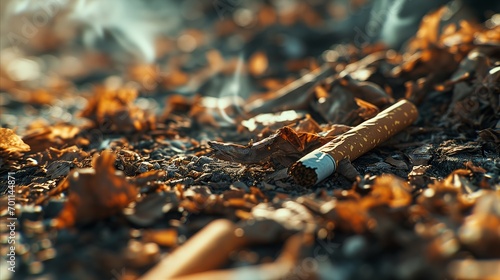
[1,0,182,62]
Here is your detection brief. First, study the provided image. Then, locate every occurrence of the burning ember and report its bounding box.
[1,0,499,279]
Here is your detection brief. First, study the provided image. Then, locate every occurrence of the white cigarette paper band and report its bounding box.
[297,151,336,185]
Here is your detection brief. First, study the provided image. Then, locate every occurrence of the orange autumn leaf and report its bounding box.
[0,128,30,169]
[362,174,413,209]
[249,51,268,77]
[322,200,370,234]
[128,64,160,91]
[0,128,30,154]
[354,98,379,120]
[79,86,156,132]
[162,69,189,89]
[53,151,138,228]
[22,123,81,153]
[294,115,322,134]
[143,229,178,247]
[407,6,446,51]
[458,191,500,258]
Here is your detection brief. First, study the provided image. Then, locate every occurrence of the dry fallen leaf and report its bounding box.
[363,174,413,208]
[33,145,89,166]
[0,128,30,169]
[22,123,81,153]
[209,126,331,166]
[249,51,268,77]
[340,77,393,107]
[79,86,156,132]
[128,64,160,91]
[459,191,500,258]
[53,150,138,228]
[407,7,446,51]
[0,128,30,153]
[312,82,361,125]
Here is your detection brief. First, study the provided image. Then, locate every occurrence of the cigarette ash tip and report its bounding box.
[289,151,336,187]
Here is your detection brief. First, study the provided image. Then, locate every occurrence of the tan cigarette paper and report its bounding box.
[289,99,418,186]
[140,219,245,280]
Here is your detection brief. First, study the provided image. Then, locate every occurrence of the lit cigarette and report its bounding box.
[289,99,418,186]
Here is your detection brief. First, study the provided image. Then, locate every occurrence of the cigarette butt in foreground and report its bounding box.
[289,99,418,186]
[141,219,287,280]
[140,219,245,280]
[169,234,310,280]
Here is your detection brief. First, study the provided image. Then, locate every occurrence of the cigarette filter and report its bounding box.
[289,99,418,186]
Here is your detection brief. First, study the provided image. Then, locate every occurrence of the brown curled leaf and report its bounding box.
[363,174,413,209]
[79,86,156,132]
[0,128,30,154]
[311,83,361,125]
[22,123,81,153]
[340,77,393,107]
[0,128,31,169]
[209,126,330,165]
[53,150,138,228]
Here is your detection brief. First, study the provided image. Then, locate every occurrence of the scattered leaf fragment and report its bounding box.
[53,151,138,228]
[0,128,30,153]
